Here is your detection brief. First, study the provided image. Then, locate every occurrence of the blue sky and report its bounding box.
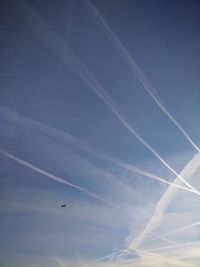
[0,0,200,266]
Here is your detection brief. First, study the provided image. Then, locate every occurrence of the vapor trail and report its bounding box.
[0,106,196,195]
[147,240,200,253]
[161,220,200,238]
[80,0,200,153]
[0,148,118,208]
[151,232,177,246]
[125,152,200,252]
[143,220,200,246]
[13,0,199,194]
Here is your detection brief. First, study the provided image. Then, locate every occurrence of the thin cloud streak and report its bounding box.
[0,106,196,195]
[151,233,177,246]
[11,0,199,195]
[0,148,118,208]
[161,220,200,238]
[143,220,200,246]
[80,0,200,153]
[146,240,200,253]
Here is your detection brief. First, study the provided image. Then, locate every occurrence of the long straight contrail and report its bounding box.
[12,0,199,194]
[161,220,200,238]
[151,232,177,246]
[147,240,200,253]
[0,106,196,195]
[142,219,200,246]
[0,148,118,208]
[80,0,200,153]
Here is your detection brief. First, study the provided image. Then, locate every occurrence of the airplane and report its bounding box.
[61,204,66,208]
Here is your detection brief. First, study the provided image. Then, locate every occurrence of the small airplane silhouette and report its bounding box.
[61,204,66,208]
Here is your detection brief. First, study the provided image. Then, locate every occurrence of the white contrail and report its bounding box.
[147,240,200,253]
[143,220,200,246]
[0,148,118,208]
[80,0,200,153]
[0,106,196,195]
[125,152,200,252]
[161,220,200,238]
[151,232,177,246]
[13,0,199,194]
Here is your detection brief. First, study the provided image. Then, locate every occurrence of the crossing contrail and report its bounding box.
[0,148,118,208]
[125,152,200,252]
[0,106,196,195]
[12,0,200,194]
[96,153,196,194]
[80,0,200,153]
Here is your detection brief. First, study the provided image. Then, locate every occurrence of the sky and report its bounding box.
[0,0,200,266]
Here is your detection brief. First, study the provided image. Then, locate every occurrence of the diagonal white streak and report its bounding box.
[80,0,200,153]
[0,106,197,195]
[146,240,200,253]
[139,221,200,248]
[161,220,200,238]
[13,0,200,195]
[151,232,177,246]
[0,148,118,208]
[143,220,200,246]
